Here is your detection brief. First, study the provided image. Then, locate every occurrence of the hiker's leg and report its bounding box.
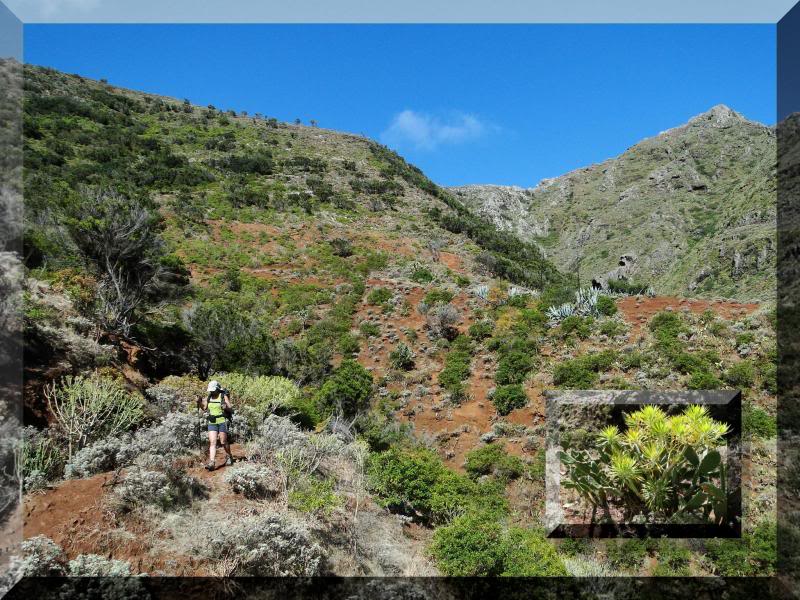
[208,429,218,464]
[219,430,229,456]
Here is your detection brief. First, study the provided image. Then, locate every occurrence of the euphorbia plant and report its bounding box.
[559,404,731,524]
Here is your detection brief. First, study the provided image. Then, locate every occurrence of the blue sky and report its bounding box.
[25,25,776,187]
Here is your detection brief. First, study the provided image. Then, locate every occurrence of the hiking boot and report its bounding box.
[225,456,234,466]
[205,462,216,472]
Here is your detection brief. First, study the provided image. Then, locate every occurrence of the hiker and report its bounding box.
[201,380,234,471]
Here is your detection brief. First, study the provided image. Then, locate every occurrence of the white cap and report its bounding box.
[207,380,221,392]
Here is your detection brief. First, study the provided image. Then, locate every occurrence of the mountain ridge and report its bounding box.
[451,104,776,301]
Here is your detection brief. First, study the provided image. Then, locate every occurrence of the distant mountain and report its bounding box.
[452,105,776,301]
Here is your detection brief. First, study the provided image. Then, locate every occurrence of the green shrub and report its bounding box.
[424,289,454,306]
[620,351,644,371]
[599,319,626,337]
[559,537,592,557]
[671,352,707,375]
[468,320,494,341]
[429,513,506,576]
[491,384,528,416]
[605,538,649,571]
[559,315,593,339]
[410,266,434,283]
[742,403,777,439]
[500,528,568,576]
[314,359,373,419]
[389,343,415,370]
[430,515,567,576]
[359,322,380,337]
[735,332,756,347]
[653,540,691,576]
[705,519,776,576]
[464,443,524,481]
[337,333,360,356]
[553,360,597,389]
[648,311,687,349]
[687,369,722,390]
[607,279,649,295]
[439,340,472,401]
[367,287,393,305]
[596,295,617,316]
[723,360,756,389]
[288,476,341,516]
[561,405,731,524]
[367,446,503,524]
[761,361,777,394]
[216,374,301,414]
[495,350,535,385]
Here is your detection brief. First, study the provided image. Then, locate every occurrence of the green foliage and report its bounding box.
[495,350,535,385]
[705,519,776,576]
[723,360,756,389]
[552,350,617,389]
[491,384,528,416]
[464,443,525,481]
[605,538,649,571]
[45,374,146,459]
[337,333,360,357]
[560,404,731,523]
[288,476,341,516]
[423,288,454,306]
[653,540,691,576]
[429,514,567,576]
[468,320,494,341]
[216,374,301,416]
[599,319,626,337]
[607,279,650,295]
[314,359,373,419]
[559,537,592,557]
[359,322,380,338]
[687,369,722,390]
[389,343,415,370]
[558,315,593,339]
[596,295,618,316]
[648,311,687,348]
[742,403,777,439]
[438,336,473,401]
[409,265,434,283]
[366,446,506,525]
[367,287,393,306]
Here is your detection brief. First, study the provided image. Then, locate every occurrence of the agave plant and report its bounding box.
[560,404,732,524]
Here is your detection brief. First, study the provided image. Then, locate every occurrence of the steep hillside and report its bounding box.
[452,105,776,301]
[12,61,778,580]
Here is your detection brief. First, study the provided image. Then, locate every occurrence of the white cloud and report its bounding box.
[380,109,490,151]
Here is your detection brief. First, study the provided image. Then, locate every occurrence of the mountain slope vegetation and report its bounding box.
[452,105,776,301]
[9,60,777,580]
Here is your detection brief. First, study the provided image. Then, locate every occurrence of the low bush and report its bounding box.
[605,538,649,571]
[19,536,67,577]
[113,466,205,513]
[224,462,280,499]
[359,321,381,337]
[559,315,593,339]
[468,320,494,341]
[410,265,434,283]
[424,289,454,306]
[723,360,756,389]
[705,519,776,576]
[314,359,373,419]
[216,374,302,415]
[652,540,691,576]
[203,513,324,576]
[366,446,505,525]
[464,443,525,481]
[438,338,472,401]
[429,514,567,576]
[389,343,415,370]
[288,476,341,516]
[367,287,393,305]
[599,319,626,337]
[495,350,535,385]
[553,360,597,389]
[596,295,617,316]
[607,279,649,295]
[21,426,64,490]
[64,435,136,479]
[742,403,777,439]
[491,384,528,416]
[687,369,722,390]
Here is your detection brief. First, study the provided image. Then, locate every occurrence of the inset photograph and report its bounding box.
[546,390,741,538]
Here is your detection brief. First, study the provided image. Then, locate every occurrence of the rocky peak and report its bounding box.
[686,104,746,129]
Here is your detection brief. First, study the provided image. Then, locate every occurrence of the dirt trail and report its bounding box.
[23,444,246,575]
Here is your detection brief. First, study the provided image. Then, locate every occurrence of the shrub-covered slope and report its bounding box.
[452,105,776,301]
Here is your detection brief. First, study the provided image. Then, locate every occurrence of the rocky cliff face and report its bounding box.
[452,105,776,301]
